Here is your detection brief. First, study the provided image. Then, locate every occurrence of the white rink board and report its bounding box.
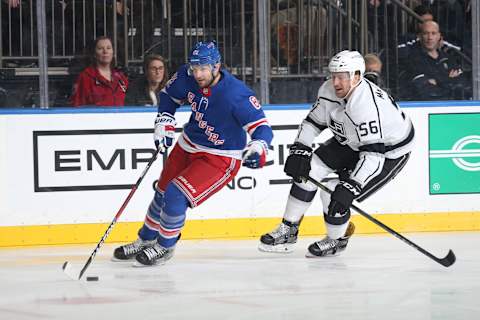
[1,103,480,227]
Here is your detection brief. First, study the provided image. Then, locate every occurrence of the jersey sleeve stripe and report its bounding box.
[385,125,415,152]
[359,143,386,153]
[305,116,327,131]
[244,118,269,135]
[161,87,183,105]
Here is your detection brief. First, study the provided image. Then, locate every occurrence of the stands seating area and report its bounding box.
[0,0,474,107]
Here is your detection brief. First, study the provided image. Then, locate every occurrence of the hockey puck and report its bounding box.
[86,276,99,281]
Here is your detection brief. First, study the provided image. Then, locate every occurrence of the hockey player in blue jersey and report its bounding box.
[113,40,273,266]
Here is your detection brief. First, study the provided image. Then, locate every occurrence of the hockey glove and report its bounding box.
[242,140,268,169]
[328,179,362,217]
[284,142,313,183]
[154,112,176,152]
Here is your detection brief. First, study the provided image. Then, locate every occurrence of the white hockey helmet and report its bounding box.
[328,50,365,79]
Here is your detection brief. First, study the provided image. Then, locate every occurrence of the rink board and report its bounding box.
[1,101,480,246]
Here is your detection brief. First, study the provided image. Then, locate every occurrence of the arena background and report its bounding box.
[1,101,479,246]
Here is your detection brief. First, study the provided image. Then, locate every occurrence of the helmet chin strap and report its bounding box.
[339,75,361,99]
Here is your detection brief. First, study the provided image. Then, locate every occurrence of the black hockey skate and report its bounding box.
[112,238,157,261]
[258,219,300,253]
[134,242,175,267]
[306,221,355,257]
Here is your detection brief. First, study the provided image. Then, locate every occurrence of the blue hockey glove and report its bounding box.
[242,140,268,169]
[284,142,313,183]
[154,112,176,152]
[328,180,362,217]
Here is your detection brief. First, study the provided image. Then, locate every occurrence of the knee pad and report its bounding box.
[290,154,335,199]
[290,183,317,202]
[324,208,351,226]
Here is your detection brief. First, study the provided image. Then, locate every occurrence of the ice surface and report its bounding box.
[0,232,478,320]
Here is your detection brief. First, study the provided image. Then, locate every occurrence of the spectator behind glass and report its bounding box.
[404,20,470,100]
[364,53,384,88]
[70,36,128,107]
[398,4,462,63]
[125,55,168,106]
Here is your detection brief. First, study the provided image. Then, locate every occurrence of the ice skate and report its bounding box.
[258,219,300,253]
[306,221,355,257]
[133,242,175,267]
[112,238,157,261]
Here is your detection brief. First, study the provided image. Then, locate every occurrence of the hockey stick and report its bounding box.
[306,176,456,268]
[62,147,163,280]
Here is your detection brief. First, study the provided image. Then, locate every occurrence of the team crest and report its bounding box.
[329,118,348,144]
[249,96,261,110]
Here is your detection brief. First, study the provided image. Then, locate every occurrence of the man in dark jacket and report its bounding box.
[404,20,469,100]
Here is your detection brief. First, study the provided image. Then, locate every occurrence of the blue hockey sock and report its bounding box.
[157,183,189,248]
[138,188,164,240]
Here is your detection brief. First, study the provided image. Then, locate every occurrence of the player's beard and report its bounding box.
[196,78,212,88]
[197,71,219,88]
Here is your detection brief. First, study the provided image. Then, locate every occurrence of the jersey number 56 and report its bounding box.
[358,120,379,137]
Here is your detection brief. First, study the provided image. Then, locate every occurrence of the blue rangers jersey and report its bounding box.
[158,65,273,159]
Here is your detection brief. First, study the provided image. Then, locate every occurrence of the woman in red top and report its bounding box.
[71,36,128,107]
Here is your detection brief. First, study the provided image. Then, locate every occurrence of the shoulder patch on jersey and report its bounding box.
[166,72,178,88]
[249,96,261,110]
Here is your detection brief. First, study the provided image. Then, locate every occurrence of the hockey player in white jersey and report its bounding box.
[259,50,415,257]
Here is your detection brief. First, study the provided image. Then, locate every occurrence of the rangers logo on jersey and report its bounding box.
[249,96,261,110]
[158,64,272,153]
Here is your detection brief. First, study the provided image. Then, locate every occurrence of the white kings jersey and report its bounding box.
[296,78,415,188]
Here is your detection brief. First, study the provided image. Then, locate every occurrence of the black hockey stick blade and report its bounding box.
[61,148,162,280]
[437,249,456,267]
[306,176,456,268]
[62,261,78,280]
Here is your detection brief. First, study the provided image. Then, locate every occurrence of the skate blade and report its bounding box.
[305,249,344,258]
[258,243,295,253]
[111,256,135,262]
[132,260,168,267]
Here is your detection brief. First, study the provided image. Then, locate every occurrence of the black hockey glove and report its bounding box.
[284,142,313,183]
[328,180,362,217]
